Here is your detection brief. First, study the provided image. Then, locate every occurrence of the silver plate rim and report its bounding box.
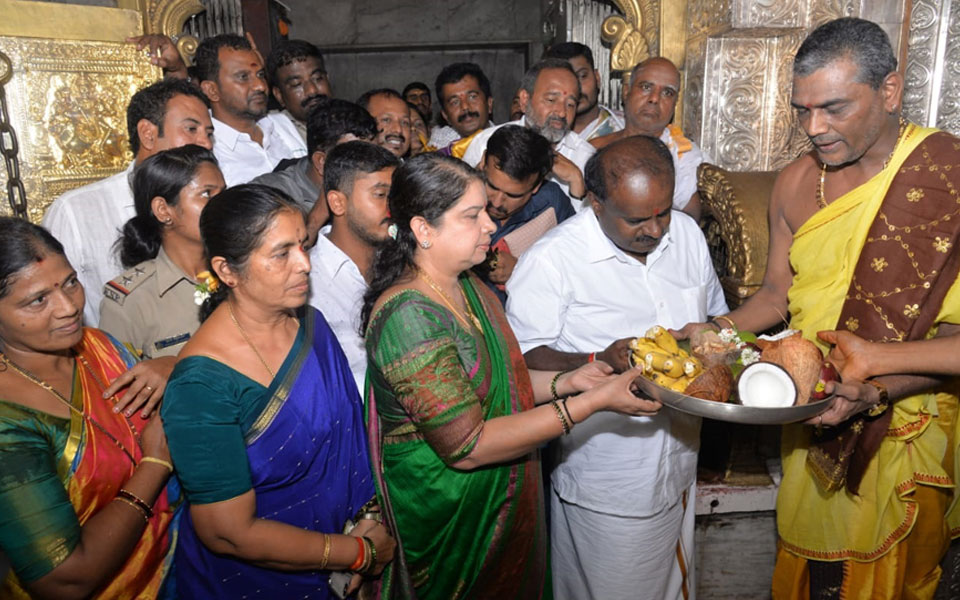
[634,375,832,425]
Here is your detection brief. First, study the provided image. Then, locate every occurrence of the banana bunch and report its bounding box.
[630,326,703,393]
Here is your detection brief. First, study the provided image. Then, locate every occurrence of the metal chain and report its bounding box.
[0,52,28,221]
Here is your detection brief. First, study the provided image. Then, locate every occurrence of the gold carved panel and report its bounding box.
[698,164,779,305]
[0,38,159,222]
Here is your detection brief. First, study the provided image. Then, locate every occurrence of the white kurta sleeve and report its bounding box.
[505,247,569,355]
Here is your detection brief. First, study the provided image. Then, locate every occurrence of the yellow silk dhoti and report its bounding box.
[772,125,960,599]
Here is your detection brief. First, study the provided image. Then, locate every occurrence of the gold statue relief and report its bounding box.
[0,0,205,221]
[46,74,132,171]
[0,37,158,221]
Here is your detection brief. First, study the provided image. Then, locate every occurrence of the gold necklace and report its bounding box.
[227,301,276,379]
[817,117,908,210]
[0,351,140,465]
[417,270,484,334]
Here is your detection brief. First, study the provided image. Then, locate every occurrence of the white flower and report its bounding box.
[718,328,738,343]
[740,347,761,366]
[194,289,209,306]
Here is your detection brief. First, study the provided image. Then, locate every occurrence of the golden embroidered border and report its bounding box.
[779,501,917,562]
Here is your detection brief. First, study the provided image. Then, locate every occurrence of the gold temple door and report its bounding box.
[0,0,202,223]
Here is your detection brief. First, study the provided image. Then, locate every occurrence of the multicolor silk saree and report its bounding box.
[365,273,549,600]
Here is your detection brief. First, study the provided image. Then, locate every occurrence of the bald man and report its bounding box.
[592,57,705,220]
[507,135,727,600]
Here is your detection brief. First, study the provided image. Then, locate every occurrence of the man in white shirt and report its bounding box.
[265,39,332,143]
[592,57,706,220]
[195,34,306,186]
[462,58,596,210]
[506,135,728,600]
[308,141,399,391]
[43,78,214,326]
[544,42,625,141]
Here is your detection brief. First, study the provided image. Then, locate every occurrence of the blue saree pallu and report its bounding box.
[175,309,375,599]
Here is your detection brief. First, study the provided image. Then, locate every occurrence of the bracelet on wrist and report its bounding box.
[865,379,890,417]
[348,536,365,571]
[113,496,150,524]
[117,488,154,519]
[140,456,174,473]
[712,314,736,330]
[561,398,576,425]
[362,536,377,575]
[550,370,567,401]
[552,400,572,435]
[319,533,331,569]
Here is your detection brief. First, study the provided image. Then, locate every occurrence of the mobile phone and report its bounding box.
[329,571,353,599]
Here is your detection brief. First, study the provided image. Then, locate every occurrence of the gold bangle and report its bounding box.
[550,371,565,401]
[713,315,737,330]
[552,401,571,435]
[319,534,331,569]
[113,496,150,524]
[140,456,174,473]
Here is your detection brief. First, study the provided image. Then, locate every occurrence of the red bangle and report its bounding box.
[348,536,365,571]
[588,352,596,363]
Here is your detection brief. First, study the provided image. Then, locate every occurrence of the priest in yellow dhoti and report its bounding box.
[676,18,960,599]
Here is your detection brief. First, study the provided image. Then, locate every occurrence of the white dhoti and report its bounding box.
[551,481,696,600]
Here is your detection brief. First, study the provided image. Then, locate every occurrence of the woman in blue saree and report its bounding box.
[161,184,395,599]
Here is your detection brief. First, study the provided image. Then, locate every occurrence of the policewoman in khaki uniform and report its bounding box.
[100,145,225,359]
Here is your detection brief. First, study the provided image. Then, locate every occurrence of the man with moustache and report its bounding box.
[674,18,960,598]
[592,57,705,220]
[308,141,399,390]
[545,42,624,141]
[506,135,727,600]
[44,78,214,327]
[463,58,596,210]
[266,39,332,143]
[253,98,377,238]
[358,88,411,158]
[473,125,574,304]
[428,62,495,150]
[194,34,306,186]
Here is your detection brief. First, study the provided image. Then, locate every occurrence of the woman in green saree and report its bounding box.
[361,153,661,599]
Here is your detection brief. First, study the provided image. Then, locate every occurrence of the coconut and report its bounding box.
[737,362,797,408]
[755,332,823,405]
[685,365,734,403]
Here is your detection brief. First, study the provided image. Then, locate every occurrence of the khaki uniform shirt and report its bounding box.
[99,247,200,358]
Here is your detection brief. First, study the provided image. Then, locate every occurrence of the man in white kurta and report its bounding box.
[195,34,306,186]
[209,113,305,186]
[307,141,399,392]
[43,79,214,326]
[461,59,596,211]
[506,136,727,600]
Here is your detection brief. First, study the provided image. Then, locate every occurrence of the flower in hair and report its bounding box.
[387,223,398,240]
[193,270,219,305]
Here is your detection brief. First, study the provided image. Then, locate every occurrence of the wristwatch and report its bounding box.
[865,379,889,417]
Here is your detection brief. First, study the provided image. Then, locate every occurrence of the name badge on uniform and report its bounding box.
[154,333,191,351]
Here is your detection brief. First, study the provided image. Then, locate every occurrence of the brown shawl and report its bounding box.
[806,129,960,494]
